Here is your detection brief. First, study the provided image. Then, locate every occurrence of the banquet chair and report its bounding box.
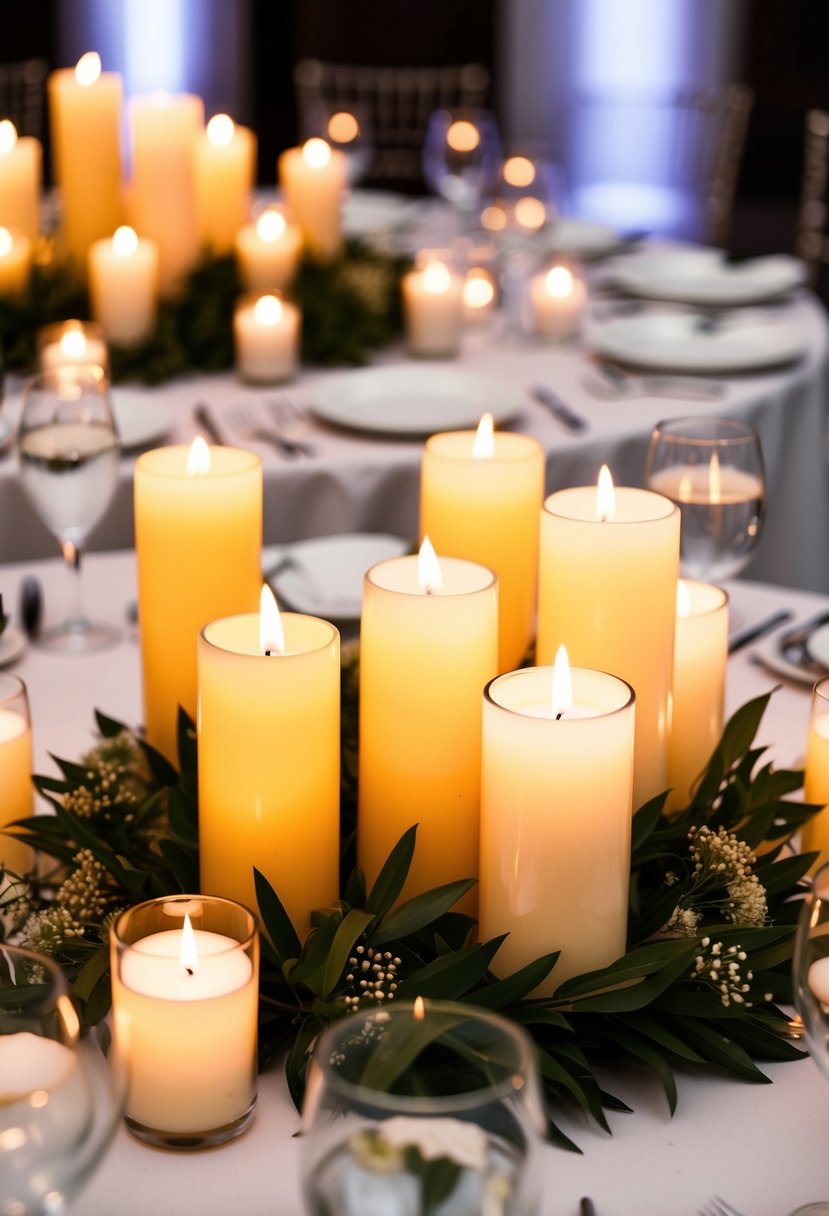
[797,108,829,288]
[293,58,490,189]
[0,56,48,140]
[675,83,754,248]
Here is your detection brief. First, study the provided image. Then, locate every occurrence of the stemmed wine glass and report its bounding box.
[644,417,766,580]
[792,861,829,1216]
[302,100,374,184]
[17,365,120,654]
[422,108,501,231]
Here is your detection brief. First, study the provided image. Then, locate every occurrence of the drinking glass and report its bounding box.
[17,365,120,653]
[299,1000,545,1216]
[422,108,501,223]
[791,861,829,1215]
[644,416,766,580]
[0,945,125,1215]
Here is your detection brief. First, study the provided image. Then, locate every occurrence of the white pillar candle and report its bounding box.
[88,226,159,346]
[0,225,31,296]
[537,468,680,807]
[278,138,346,260]
[233,291,301,384]
[235,207,303,292]
[402,260,465,358]
[802,678,829,869]
[529,263,586,340]
[0,675,32,877]
[479,655,635,992]
[0,120,41,243]
[37,319,108,373]
[668,580,728,807]
[196,114,256,255]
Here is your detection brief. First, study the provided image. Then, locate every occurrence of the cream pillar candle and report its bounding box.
[47,52,122,264]
[233,291,301,384]
[88,226,159,346]
[668,580,728,807]
[0,674,32,877]
[529,263,586,340]
[537,468,680,807]
[235,207,303,292]
[129,91,204,293]
[278,138,346,260]
[38,320,108,373]
[358,541,498,910]
[198,589,340,934]
[479,656,635,992]
[0,120,41,243]
[420,414,544,671]
[402,260,464,357]
[802,678,829,867]
[196,114,256,255]
[0,226,31,296]
[463,267,497,325]
[134,440,262,762]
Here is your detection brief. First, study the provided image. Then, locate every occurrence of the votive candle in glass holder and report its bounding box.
[0,673,32,878]
[402,255,464,357]
[233,290,301,384]
[529,258,586,341]
[110,894,259,1150]
[802,677,829,869]
[38,319,109,374]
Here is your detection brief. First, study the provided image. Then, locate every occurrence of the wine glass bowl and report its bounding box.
[644,416,766,581]
[302,100,374,185]
[422,108,501,218]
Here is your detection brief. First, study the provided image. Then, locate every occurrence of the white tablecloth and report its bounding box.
[1,551,828,1216]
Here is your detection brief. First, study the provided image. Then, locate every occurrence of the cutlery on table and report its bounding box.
[193,402,225,445]
[776,609,829,674]
[265,397,315,450]
[582,363,726,402]
[698,1196,749,1216]
[530,385,589,433]
[230,403,314,458]
[727,609,793,656]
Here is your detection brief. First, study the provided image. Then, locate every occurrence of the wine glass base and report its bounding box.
[789,1205,829,1215]
[34,619,121,655]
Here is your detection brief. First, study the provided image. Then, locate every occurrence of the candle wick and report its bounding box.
[186,967,194,977]
[265,648,272,657]
[555,711,564,721]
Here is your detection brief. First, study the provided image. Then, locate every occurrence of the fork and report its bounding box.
[265,396,313,445]
[229,403,314,458]
[582,362,725,401]
[698,1196,749,1216]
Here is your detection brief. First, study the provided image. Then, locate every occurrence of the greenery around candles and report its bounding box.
[0,236,409,385]
[0,670,820,1151]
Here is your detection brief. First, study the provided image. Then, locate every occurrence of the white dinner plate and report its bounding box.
[112,390,173,451]
[540,217,624,260]
[0,625,25,669]
[753,624,827,686]
[807,623,829,671]
[311,366,523,436]
[263,533,410,618]
[612,249,806,306]
[0,415,11,453]
[342,190,422,237]
[587,311,807,374]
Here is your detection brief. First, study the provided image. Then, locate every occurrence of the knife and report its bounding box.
[193,402,225,445]
[728,609,793,655]
[531,385,589,433]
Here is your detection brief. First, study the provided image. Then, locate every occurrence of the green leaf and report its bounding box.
[394,938,506,1001]
[137,735,180,789]
[94,709,128,738]
[157,837,199,892]
[253,868,302,966]
[373,879,477,946]
[602,1019,678,1114]
[465,952,560,1010]
[365,825,418,917]
[321,908,375,999]
[358,1010,466,1092]
[72,946,110,1002]
[671,1016,772,1082]
[631,792,670,854]
[285,1015,319,1111]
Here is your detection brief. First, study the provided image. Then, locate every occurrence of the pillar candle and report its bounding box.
[47,52,123,264]
[0,226,31,296]
[402,260,464,358]
[358,542,498,910]
[668,580,728,807]
[420,415,544,671]
[129,91,204,294]
[463,267,497,325]
[134,440,262,762]
[479,658,635,991]
[233,291,300,384]
[278,138,346,260]
[88,226,159,346]
[198,590,340,934]
[0,120,41,243]
[38,319,108,373]
[537,468,679,807]
[235,207,303,292]
[529,263,586,340]
[196,114,256,255]
[0,675,32,877]
[802,678,829,868]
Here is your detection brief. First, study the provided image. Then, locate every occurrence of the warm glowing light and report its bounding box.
[75,52,102,87]
[551,644,573,717]
[0,228,12,258]
[418,535,443,594]
[57,994,81,1043]
[206,113,235,148]
[481,205,507,232]
[112,225,139,257]
[187,436,211,476]
[544,266,574,299]
[472,412,495,459]
[179,914,200,975]
[0,120,17,154]
[256,208,287,243]
[327,110,359,143]
[59,329,87,360]
[676,580,691,618]
[514,196,547,230]
[596,465,616,522]
[422,261,451,295]
[708,452,721,505]
[413,995,426,1021]
[253,294,283,327]
[678,474,693,502]
[503,155,536,188]
[259,583,285,656]
[446,120,480,153]
[464,270,495,311]
[303,137,331,169]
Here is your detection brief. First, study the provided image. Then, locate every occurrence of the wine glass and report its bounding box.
[0,945,125,1215]
[644,417,766,580]
[422,108,501,229]
[791,861,829,1216]
[17,365,120,654]
[299,999,545,1216]
[302,100,374,185]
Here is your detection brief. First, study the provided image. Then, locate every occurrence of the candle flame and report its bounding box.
[596,465,615,521]
[256,208,287,243]
[187,435,211,476]
[481,205,507,232]
[0,228,11,258]
[708,452,721,505]
[112,225,138,257]
[253,294,283,327]
[678,473,693,503]
[446,120,479,153]
[260,583,285,656]
[413,995,426,1021]
[544,265,574,299]
[503,155,535,188]
[422,261,451,295]
[207,113,235,148]
[303,137,331,169]
[59,327,87,360]
[179,914,200,975]
[418,536,442,594]
[676,579,691,618]
[472,412,495,459]
[514,196,547,231]
[75,51,102,86]
[0,120,17,154]
[551,644,572,718]
[328,110,360,143]
[464,270,495,311]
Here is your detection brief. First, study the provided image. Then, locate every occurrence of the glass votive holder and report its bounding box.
[110,893,259,1150]
[233,289,301,384]
[37,319,109,374]
[528,256,586,342]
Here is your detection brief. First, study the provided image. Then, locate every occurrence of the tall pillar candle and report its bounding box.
[196,114,256,255]
[88,226,159,345]
[0,120,41,243]
[0,674,33,877]
[420,416,544,671]
[198,590,340,934]
[802,677,829,868]
[278,138,346,260]
[537,469,679,807]
[358,543,498,909]
[668,580,728,807]
[134,440,262,762]
[47,52,122,264]
[479,658,635,992]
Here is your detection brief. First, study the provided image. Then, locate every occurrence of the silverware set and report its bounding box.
[195,399,315,458]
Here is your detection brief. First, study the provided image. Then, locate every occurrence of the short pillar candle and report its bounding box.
[402,258,464,358]
[235,206,303,292]
[233,291,300,384]
[0,674,33,877]
[668,580,728,807]
[88,226,159,346]
[38,319,108,374]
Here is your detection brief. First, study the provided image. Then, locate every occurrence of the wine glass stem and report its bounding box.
[61,539,86,631]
